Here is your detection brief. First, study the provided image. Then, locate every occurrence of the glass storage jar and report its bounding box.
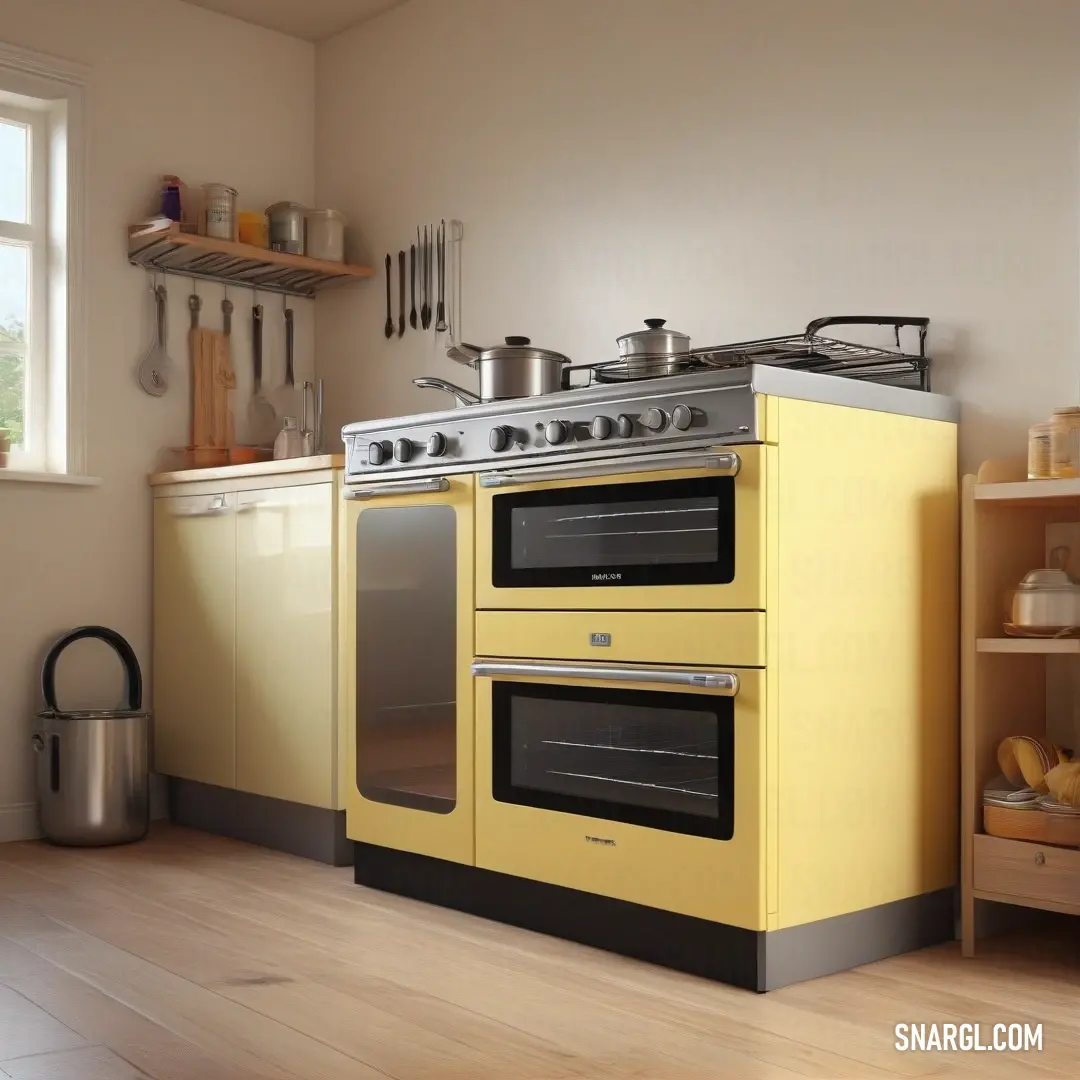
[1051,407,1080,478]
[1028,421,1052,479]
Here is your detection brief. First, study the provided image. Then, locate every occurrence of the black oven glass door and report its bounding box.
[491,476,735,588]
[492,682,734,839]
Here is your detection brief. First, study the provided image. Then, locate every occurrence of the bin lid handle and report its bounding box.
[40,626,143,713]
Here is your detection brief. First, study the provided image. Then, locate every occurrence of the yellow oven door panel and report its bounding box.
[476,610,766,668]
[475,444,765,611]
[474,666,768,930]
[341,475,475,865]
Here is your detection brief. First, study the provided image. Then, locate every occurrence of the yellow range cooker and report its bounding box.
[341,357,959,992]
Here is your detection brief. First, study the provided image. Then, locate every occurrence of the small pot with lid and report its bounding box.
[416,336,572,406]
[616,319,692,378]
[1007,548,1080,634]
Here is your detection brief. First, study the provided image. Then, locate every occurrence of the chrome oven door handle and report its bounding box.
[478,451,740,488]
[470,660,739,694]
[344,477,450,500]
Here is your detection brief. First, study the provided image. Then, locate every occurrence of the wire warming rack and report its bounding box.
[572,316,931,391]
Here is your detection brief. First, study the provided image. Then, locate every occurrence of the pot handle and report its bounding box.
[40,625,143,713]
[804,316,929,357]
[446,342,482,365]
[644,319,666,329]
[412,376,481,407]
[504,336,531,346]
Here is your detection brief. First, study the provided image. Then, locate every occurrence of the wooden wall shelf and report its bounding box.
[128,223,375,298]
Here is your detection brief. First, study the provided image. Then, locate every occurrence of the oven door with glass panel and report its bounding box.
[473,660,767,930]
[475,445,766,611]
[341,475,475,866]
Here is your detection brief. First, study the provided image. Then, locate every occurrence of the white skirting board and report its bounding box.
[0,803,41,843]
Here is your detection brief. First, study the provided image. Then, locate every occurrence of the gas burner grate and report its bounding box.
[568,316,931,392]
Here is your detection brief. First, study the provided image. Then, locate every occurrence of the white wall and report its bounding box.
[0,0,314,840]
[315,0,1080,472]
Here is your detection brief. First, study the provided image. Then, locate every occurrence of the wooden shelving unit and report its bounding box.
[962,458,1080,954]
[127,222,375,298]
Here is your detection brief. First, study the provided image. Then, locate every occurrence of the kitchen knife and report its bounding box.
[435,220,447,333]
[409,244,417,330]
[384,254,393,338]
[425,225,434,330]
[398,250,406,337]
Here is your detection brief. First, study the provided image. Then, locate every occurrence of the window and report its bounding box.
[0,42,86,478]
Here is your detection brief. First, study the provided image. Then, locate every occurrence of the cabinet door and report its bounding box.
[153,492,237,787]
[235,483,334,808]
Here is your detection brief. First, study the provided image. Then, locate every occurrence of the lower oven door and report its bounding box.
[473,660,767,930]
[341,475,474,865]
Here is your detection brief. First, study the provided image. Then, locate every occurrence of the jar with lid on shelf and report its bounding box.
[201,183,237,240]
[1050,407,1080,478]
[1028,421,1052,479]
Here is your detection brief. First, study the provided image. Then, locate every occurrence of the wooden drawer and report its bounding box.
[973,833,1080,915]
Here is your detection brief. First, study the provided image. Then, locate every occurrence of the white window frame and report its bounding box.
[0,41,89,482]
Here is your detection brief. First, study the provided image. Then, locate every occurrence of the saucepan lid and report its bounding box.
[617,319,691,354]
[447,337,571,366]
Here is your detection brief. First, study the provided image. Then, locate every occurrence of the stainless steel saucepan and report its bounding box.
[616,319,691,378]
[416,336,572,406]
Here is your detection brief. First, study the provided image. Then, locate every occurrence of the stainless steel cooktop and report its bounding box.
[341,364,957,486]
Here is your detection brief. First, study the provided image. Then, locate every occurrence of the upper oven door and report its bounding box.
[476,445,766,610]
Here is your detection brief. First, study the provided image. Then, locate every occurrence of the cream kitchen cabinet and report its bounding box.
[151,458,347,863]
[153,491,238,789]
[234,482,334,808]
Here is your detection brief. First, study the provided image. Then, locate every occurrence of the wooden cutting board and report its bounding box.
[191,328,236,449]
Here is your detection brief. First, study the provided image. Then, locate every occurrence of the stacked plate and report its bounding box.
[1037,795,1080,816]
[983,775,1041,809]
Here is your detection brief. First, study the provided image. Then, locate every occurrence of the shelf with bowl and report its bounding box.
[127,221,374,298]
[976,637,1080,654]
[962,456,1080,955]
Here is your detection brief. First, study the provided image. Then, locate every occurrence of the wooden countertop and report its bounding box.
[149,454,344,486]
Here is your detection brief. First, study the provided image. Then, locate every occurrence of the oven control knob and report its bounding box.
[489,425,514,452]
[642,407,667,432]
[427,431,447,457]
[394,438,413,463]
[671,404,695,431]
[591,415,612,440]
[615,413,634,438]
[545,419,570,445]
[367,441,388,466]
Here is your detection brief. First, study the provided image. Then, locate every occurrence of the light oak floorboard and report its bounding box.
[0,1046,150,1080]
[0,826,1077,1079]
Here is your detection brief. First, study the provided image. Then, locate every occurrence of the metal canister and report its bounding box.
[266,201,307,254]
[202,183,237,240]
[33,626,150,847]
[1050,408,1080,479]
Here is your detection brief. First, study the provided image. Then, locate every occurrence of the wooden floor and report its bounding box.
[0,827,1077,1080]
